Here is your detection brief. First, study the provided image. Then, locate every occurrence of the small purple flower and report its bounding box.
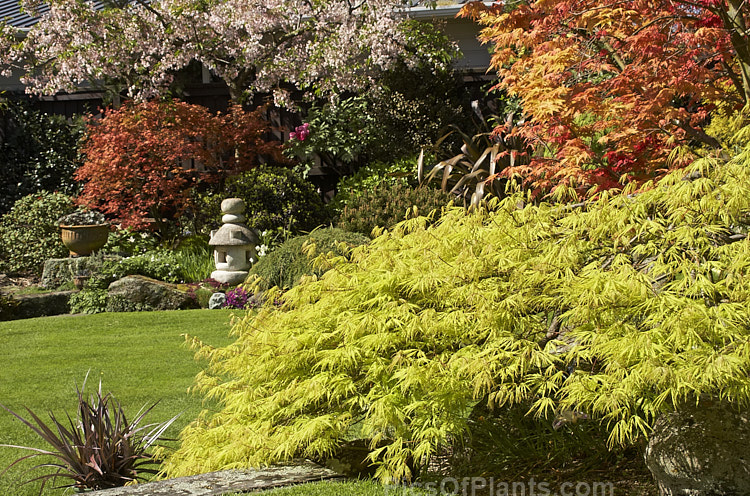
[224,286,250,309]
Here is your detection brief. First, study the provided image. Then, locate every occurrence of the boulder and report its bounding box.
[208,292,226,309]
[645,399,750,495]
[107,275,197,312]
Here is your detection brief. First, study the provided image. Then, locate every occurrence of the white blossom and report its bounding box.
[0,0,411,104]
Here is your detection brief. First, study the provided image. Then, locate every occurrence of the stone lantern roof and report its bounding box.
[209,225,259,246]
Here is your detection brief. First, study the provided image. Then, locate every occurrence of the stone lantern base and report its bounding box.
[210,269,248,285]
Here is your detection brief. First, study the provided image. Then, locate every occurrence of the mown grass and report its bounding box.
[0,309,239,496]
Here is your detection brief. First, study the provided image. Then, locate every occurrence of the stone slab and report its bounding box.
[9,290,76,320]
[93,461,343,496]
[41,255,120,289]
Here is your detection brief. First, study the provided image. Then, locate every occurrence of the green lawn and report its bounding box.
[251,480,429,496]
[0,309,239,496]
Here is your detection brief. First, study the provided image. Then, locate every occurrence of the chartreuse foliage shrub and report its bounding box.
[0,192,75,275]
[164,133,750,482]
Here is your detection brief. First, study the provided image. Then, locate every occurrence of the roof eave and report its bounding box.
[401,5,464,18]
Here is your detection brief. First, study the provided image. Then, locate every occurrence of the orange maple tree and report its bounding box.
[75,100,283,232]
[461,0,750,197]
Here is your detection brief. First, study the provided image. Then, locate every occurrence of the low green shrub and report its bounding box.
[248,228,369,290]
[187,166,330,237]
[69,289,109,314]
[85,250,187,291]
[336,181,453,236]
[327,156,422,216]
[109,252,184,283]
[71,245,210,313]
[191,286,216,309]
[0,192,75,276]
[103,228,160,256]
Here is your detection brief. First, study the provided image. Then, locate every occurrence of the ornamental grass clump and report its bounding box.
[164,127,750,482]
[248,227,370,290]
[1,380,177,492]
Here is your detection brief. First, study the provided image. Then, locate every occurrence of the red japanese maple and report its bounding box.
[75,100,282,231]
[461,0,750,197]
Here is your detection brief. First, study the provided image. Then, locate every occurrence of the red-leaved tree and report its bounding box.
[461,0,750,197]
[75,100,283,233]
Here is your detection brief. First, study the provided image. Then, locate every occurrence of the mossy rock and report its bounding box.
[106,275,198,312]
[41,255,121,289]
[645,400,750,495]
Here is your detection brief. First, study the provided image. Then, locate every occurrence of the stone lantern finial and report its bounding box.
[208,198,259,285]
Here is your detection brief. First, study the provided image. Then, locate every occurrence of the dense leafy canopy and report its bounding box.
[75,100,281,232]
[0,100,85,214]
[461,0,750,196]
[164,128,750,481]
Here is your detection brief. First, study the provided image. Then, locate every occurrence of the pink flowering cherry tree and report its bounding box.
[0,0,413,104]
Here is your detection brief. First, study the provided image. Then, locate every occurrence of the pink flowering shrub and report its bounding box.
[289,123,310,141]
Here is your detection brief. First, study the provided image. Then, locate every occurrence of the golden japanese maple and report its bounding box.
[461,0,750,197]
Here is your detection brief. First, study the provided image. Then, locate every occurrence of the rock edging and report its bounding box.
[92,460,343,495]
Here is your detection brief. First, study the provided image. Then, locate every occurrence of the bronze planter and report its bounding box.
[60,224,110,257]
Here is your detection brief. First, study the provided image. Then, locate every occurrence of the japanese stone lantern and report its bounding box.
[209,198,259,285]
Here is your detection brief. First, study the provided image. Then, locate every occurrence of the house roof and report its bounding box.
[402,0,472,18]
[0,0,49,28]
[1,0,473,29]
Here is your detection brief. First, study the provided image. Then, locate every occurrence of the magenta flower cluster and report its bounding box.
[224,286,250,309]
[290,123,310,141]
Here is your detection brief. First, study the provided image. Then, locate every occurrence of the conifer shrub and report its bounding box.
[164,130,750,482]
[336,181,453,236]
[0,192,75,275]
[248,227,370,290]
